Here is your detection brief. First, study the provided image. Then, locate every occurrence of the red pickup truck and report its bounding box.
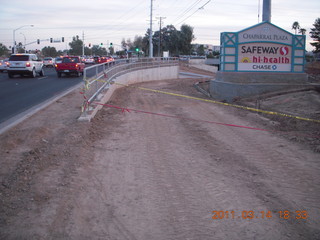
[55,56,85,77]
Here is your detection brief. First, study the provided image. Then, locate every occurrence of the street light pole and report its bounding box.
[20,32,26,53]
[13,25,34,54]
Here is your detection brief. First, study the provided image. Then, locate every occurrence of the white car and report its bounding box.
[7,54,44,78]
[84,57,94,64]
[43,57,55,67]
[54,57,63,64]
[0,59,9,72]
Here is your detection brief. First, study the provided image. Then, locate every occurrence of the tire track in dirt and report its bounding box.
[1,78,319,240]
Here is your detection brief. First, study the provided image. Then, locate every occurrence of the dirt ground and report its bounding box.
[0,66,319,240]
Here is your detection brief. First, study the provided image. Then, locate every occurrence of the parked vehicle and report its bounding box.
[0,59,9,72]
[100,56,114,63]
[55,56,85,77]
[43,57,55,67]
[93,56,101,64]
[7,54,44,78]
[55,57,63,64]
[84,57,94,64]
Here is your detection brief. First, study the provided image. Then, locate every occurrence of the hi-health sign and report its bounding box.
[220,22,305,73]
[238,43,291,71]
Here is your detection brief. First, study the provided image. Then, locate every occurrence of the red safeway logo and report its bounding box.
[280,47,289,56]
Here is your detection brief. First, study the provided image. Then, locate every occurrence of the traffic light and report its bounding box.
[62,37,64,42]
[89,43,91,47]
[135,47,139,52]
[50,38,53,43]
[37,39,40,44]
[100,43,103,46]
[110,42,113,47]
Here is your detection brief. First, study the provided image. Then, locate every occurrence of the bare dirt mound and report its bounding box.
[237,88,320,152]
[0,70,319,239]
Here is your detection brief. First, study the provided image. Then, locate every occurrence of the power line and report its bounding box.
[176,0,211,25]
[76,0,147,41]
[172,0,204,24]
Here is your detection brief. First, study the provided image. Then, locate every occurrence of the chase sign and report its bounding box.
[220,22,305,73]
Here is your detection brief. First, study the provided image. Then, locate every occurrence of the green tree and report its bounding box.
[42,46,58,57]
[121,38,127,50]
[179,24,195,55]
[142,32,150,56]
[299,28,306,35]
[0,43,9,57]
[139,23,195,57]
[84,47,91,56]
[292,21,300,34]
[121,38,133,51]
[14,42,25,53]
[69,35,83,55]
[133,35,144,53]
[17,48,25,53]
[162,25,180,55]
[109,46,114,55]
[196,44,205,55]
[91,45,107,56]
[310,18,320,53]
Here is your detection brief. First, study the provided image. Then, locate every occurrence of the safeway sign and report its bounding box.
[238,43,292,71]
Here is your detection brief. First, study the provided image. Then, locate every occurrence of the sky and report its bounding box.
[0,0,319,53]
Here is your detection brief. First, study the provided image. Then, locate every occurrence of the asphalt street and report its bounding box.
[0,67,83,124]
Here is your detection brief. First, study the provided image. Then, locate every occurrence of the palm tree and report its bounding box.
[299,28,306,35]
[292,21,300,34]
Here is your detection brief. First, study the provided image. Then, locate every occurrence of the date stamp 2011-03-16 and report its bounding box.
[211,210,309,220]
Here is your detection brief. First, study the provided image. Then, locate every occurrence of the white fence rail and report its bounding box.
[81,57,179,114]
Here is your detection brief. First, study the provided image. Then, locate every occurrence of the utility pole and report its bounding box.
[149,0,153,58]
[82,31,85,56]
[156,17,166,57]
[262,0,271,22]
[258,0,261,22]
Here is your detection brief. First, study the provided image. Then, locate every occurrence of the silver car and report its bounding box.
[7,54,44,78]
[43,57,55,67]
[0,59,9,72]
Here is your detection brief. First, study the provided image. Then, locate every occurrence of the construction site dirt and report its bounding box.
[0,67,319,239]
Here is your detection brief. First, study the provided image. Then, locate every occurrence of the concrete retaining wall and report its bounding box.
[210,71,310,102]
[214,71,308,84]
[189,59,218,73]
[100,66,179,106]
[210,81,311,102]
[79,66,179,121]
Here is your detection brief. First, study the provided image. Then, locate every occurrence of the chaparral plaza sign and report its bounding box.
[219,22,305,73]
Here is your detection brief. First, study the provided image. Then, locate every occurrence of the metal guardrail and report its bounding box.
[81,57,179,114]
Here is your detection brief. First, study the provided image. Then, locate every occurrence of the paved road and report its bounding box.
[0,67,82,124]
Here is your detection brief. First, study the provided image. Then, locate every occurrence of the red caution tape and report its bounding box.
[92,102,270,132]
[92,102,320,139]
